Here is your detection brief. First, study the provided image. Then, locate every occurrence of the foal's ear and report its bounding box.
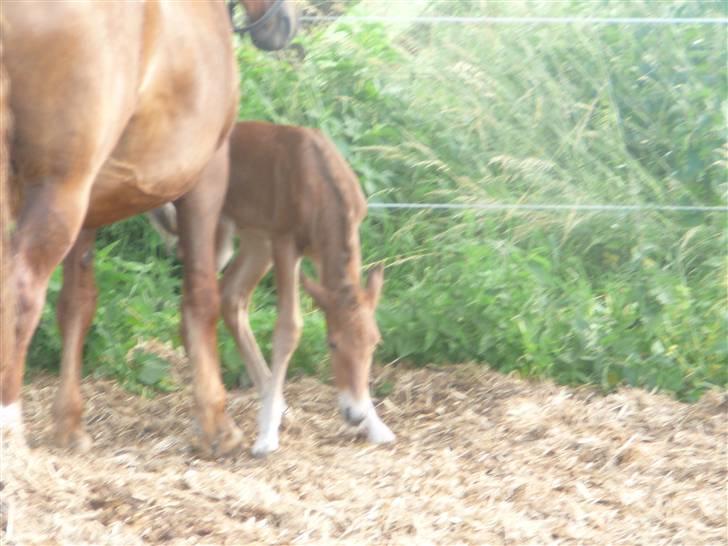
[365,264,385,308]
[301,272,331,310]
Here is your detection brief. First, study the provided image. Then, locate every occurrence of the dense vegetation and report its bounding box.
[28,0,727,400]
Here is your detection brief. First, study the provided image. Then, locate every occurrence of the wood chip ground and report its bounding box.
[1,355,725,545]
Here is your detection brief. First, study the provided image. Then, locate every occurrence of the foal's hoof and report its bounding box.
[251,435,279,459]
[366,420,396,445]
[54,428,93,453]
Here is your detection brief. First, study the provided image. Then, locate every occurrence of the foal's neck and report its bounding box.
[307,133,366,300]
[316,211,362,298]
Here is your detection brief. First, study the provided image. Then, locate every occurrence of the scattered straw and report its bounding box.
[1,360,726,545]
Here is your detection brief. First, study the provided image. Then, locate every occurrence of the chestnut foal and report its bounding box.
[1,1,298,456]
[150,121,395,457]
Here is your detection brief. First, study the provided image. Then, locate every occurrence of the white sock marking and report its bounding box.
[0,402,23,434]
[366,411,396,444]
[339,391,395,444]
[252,392,285,456]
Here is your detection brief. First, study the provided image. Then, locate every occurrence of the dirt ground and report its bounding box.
[1,357,726,545]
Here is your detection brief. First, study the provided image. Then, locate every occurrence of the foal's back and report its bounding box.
[221,121,366,249]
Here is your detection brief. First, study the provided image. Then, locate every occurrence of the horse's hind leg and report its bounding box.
[0,19,135,440]
[220,230,273,394]
[52,228,97,451]
[175,142,242,457]
[1,183,94,436]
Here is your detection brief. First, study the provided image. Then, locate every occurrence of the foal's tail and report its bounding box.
[0,30,15,368]
[147,203,179,253]
[147,203,235,273]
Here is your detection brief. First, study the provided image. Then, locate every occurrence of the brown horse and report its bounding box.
[0,37,12,423]
[150,121,395,457]
[0,1,299,457]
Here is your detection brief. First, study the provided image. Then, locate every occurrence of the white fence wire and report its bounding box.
[300,15,728,25]
[367,203,728,213]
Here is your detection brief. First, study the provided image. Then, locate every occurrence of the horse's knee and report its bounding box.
[15,195,81,262]
[81,281,98,321]
[60,278,97,329]
[220,296,240,328]
[221,285,254,326]
[57,281,96,330]
[14,208,82,323]
[181,276,220,353]
[15,262,45,327]
[183,272,220,324]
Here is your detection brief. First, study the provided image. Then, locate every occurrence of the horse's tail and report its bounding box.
[147,203,234,273]
[0,28,15,369]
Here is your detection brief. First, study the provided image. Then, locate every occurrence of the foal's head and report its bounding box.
[238,0,299,51]
[302,265,386,426]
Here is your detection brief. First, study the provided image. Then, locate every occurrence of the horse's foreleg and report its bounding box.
[0,47,14,442]
[220,232,272,394]
[251,236,302,458]
[175,142,242,458]
[52,228,97,451]
[1,184,91,440]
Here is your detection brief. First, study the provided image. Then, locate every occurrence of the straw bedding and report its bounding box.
[1,352,725,545]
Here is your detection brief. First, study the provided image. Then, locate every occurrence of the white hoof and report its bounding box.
[0,402,26,448]
[251,435,279,458]
[366,418,395,444]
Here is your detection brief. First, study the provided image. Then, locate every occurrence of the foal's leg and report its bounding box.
[174,143,242,457]
[214,216,237,272]
[220,231,273,394]
[252,236,302,457]
[52,228,97,451]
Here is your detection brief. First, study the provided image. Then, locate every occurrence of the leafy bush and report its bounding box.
[28,0,726,400]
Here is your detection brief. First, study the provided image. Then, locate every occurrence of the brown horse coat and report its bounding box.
[150,122,395,456]
[0,0,298,456]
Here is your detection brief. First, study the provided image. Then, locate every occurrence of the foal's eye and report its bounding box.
[328,340,338,350]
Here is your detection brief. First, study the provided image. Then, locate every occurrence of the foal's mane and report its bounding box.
[310,134,366,305]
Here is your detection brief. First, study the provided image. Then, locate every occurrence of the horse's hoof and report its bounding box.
[216,423,244,457]
[0,403,27,451]
[54,428,93,453]
[251,436,278,459]
[197,421,243,459]
[0,428,27,453]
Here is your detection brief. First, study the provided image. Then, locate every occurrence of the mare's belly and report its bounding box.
[82,2,235,228]
[84,69,233,228]
[83,149,208,228]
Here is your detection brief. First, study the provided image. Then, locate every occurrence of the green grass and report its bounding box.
[28,0,727,400]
